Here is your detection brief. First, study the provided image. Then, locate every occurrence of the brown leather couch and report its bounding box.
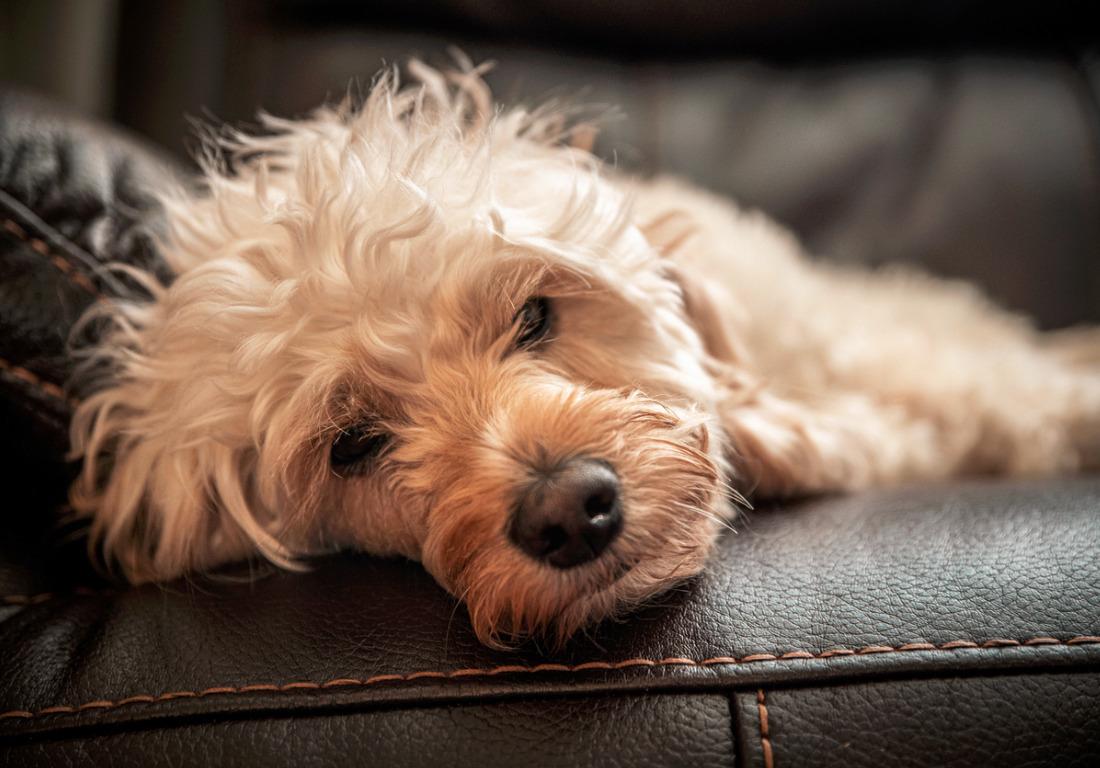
[2,3,1099,765]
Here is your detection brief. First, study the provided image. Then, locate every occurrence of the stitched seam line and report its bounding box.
[757,688,773,768]
[1,635,1096,722]
[2,218,102,299]
[0,356,80,409]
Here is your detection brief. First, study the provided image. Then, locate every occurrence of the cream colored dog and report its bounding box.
[71,64,1100,647]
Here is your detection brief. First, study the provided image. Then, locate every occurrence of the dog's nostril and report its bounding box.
[542,525,568,555]
[510,459,623,569]
[583,485,617,519]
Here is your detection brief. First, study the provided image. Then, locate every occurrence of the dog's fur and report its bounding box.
[70,65,1100,647]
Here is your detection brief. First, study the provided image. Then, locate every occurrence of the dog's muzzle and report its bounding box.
[508,459,623,568]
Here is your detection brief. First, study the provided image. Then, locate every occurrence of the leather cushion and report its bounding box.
[734,671,1100,768]
[0,88,178,462]
[2,693,738,768]
[2,478,1098,764]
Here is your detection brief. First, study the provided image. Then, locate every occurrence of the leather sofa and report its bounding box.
[2,4,1100,765]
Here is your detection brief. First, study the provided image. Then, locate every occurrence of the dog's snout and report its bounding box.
[510,459,623,568]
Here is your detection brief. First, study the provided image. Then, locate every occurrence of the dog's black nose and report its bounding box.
[510,459,623,568]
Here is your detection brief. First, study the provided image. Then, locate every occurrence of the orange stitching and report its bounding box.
[2,218,101,298]
[0,357,80,409]
[0,635,1095,723]
[757,689,774,768]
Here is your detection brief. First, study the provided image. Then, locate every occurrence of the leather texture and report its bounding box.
[2,23,1100,767]
[1,477,1098,764]
[734,672,1100,768]
[0,88,177,460]
[3,693,737,768]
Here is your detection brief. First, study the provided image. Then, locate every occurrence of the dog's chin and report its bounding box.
[544,548,716,648]
[454,500,726,650]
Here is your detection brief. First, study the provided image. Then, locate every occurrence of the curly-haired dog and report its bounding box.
[71,64,1100,647]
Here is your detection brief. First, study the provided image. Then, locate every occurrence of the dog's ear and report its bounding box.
[640,212,749,366]
[69,385,301,583]
[663,261,749,365]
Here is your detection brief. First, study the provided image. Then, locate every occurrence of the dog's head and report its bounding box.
[72,65,735,646]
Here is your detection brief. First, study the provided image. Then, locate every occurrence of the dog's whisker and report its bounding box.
[443,580,477,654]
[670,501,738,535]
[727,487,753,511]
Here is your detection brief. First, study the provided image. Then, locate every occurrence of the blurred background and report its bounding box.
[2,0,1099,328]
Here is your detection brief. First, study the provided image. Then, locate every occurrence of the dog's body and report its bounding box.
[638,177,1100,494]
[70,67,1100,646]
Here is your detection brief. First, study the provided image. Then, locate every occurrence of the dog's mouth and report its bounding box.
[575,551,637,598]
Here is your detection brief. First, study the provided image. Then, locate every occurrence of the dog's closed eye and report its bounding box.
[331,423,390,473]
[514,297,553,350]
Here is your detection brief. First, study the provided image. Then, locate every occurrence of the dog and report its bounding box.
[69,63,1100,647]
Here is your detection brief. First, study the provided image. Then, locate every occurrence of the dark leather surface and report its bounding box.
[2,478,1098,764]
[735,671,1100,768]
[0,88,177,461]
[2,693,737,768]
[2,42,1100,767]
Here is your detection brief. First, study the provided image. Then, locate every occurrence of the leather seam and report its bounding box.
[0,356,80,409]
[1,635,1097,723]
[756,688,773,768]
[2,217,102,299]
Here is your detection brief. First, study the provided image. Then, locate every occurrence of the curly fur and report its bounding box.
[70,62,1100,647]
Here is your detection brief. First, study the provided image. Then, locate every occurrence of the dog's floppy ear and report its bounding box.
[663,261,749,365]
[69,382,301,583]
[640,211,749,366]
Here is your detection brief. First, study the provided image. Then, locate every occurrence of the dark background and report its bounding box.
[3,0,1100,328]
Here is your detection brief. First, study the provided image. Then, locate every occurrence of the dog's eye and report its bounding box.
[514,297,553,350]
[331,424,390,472]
